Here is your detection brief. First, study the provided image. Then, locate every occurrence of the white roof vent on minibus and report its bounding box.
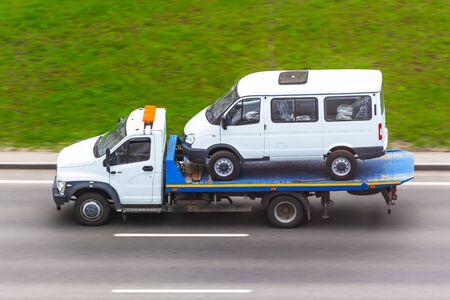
[278,71,308,85]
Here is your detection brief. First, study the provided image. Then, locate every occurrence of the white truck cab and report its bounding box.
[54,106,166,224]
[183,70,388,181]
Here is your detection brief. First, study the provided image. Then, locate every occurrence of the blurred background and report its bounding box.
[0,0,448,150]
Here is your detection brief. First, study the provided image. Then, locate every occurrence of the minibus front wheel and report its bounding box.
[207,150,241,181]
[326,150,357,181]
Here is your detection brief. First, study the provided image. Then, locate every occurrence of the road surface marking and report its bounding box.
[0,180,53,184]
[112,289,252,294]
[404,182,450,186]
[114,233,249,237]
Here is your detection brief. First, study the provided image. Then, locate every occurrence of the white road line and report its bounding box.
[114,233,249,237]
[0,162,55,165]
[0,180,53,184]
[112,289,252,294]
[404,182,450,186]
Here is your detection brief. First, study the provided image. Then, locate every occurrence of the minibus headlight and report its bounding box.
[185,134,196,145]
[56,181,66,195]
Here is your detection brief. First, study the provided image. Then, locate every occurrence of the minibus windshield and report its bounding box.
[206,86,239,124]
[94,118,127,157]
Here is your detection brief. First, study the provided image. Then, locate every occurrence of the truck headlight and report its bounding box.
[56,181,66,195]
[185,134,196,145]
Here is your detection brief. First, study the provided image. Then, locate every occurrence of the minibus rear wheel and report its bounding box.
[326,150,357,181]
[208,150,241,181]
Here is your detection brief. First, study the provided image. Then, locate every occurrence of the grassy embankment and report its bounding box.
[0,0,448,150]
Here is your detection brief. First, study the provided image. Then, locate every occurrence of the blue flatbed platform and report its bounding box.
[165,135,414,194]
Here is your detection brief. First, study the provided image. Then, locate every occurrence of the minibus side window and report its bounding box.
[380,89,385,115]
[324,96,372,122]
[110,138,151,165]
[226,98,261,126]
[271,98,318,123]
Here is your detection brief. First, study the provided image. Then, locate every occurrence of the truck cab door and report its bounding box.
[108,137,154,205]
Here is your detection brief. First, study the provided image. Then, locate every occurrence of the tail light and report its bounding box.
[378,123,383,140]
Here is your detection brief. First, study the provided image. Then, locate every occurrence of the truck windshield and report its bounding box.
[94,118,127,157]
[206,86,239,124]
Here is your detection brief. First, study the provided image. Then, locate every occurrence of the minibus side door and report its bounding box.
[266,97,323,159]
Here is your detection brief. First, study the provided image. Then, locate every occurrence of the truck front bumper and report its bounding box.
[182,142,208,163]
[52,177,68,208]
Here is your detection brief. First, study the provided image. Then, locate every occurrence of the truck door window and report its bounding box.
[226,98,260,126]
[271,98,318,122]
[110,138,151,165]
[325,96,372,121]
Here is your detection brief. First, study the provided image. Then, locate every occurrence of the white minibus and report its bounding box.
[183,70,388,181]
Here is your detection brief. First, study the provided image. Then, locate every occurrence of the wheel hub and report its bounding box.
[81,200,102,220]
[214,158,234,177]
[219,163,229,172]
[274,202,297,224]
[336,162,347,172]
[331,157,351,176]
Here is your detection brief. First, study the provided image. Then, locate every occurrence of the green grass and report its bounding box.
[0,0,448,150]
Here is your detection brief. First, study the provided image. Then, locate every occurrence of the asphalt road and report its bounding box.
[0,170,450,300]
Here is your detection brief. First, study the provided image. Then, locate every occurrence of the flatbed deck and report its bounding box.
[165,135,414,193]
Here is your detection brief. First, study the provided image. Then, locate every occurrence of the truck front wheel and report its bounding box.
[267,196,305,228]
[208,150,241,181]
[74,192,110,226]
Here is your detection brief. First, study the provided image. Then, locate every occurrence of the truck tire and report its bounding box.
[74,192,110,226]
[326,150,357,181]
[208,150,241,181]
[267,196,305,228]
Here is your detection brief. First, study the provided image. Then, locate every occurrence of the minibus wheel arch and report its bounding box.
[207,144,243,161]
[327,146,355,157]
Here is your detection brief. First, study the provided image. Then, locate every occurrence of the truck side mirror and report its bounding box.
[104,148,111,173]
[221,116,228,130]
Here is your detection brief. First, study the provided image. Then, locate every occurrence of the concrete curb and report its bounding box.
[0,163,449,171]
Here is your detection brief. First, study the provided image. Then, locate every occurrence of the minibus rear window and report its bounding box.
[325,96,372,122]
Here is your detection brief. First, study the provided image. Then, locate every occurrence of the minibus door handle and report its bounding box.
[143,166,153,172]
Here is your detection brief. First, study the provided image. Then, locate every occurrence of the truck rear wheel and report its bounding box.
[326,150,357,181]
[74,192,110,226]
[267,196,305,228]
[208,150,241,181]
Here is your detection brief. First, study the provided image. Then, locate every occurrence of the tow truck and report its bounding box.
[52,105,414,227]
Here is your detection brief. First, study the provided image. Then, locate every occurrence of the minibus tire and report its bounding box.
[74,192,110,226]
[208,150,241,181]
[326,150,357,181]
[267,196,304,228]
